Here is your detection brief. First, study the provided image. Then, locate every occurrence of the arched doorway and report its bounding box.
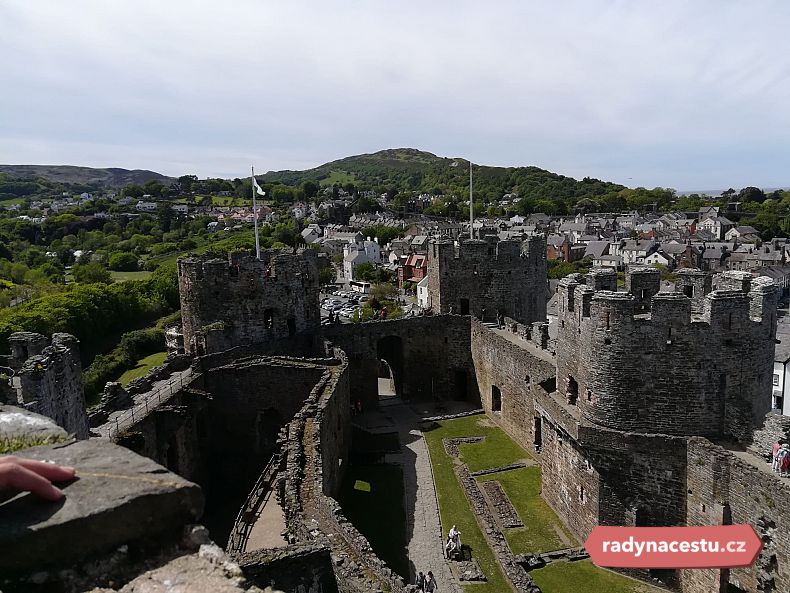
[376,336,403,400]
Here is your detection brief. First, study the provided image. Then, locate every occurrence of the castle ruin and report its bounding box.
[6,239,790,593]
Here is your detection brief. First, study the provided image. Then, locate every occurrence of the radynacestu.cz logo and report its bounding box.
[585,525,763,568]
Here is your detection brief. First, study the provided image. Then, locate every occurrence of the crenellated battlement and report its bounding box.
[556,267,779,442]
[178,249,320,356]
[426,236,547,324]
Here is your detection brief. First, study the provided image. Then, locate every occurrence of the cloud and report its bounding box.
[1,0,789,188]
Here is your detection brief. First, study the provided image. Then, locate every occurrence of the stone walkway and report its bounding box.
[381,399,462,593]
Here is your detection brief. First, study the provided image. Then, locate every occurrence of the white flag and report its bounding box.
[252,178,266,197]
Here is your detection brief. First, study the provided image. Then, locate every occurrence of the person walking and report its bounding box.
[425,570,438,592]
[415,571,426,592]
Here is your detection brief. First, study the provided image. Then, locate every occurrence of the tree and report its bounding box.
[302,180,319,199]
[319,266,337,286]
[738,186,766,203]
[108,252,139,271]
[71,262,112,284]
[370,283,397,301]
[122,184,144,198]
[178,175,198,193]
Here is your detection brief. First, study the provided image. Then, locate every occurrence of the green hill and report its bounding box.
[258,148,627,208]
[0,165,173,189]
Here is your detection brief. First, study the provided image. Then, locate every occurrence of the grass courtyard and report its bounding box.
[422,414,667,593]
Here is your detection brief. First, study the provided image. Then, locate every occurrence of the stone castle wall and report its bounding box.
[682,438,790,593]
[426,236,547,324]
[323,315,477,408]
[556,270,778,442]
[470,319,555,451]
[178,249,320,355]
[8,331,88,439]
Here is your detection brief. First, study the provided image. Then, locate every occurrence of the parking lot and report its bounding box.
[320,288,370,323]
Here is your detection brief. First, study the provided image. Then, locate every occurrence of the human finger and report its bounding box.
[0,463,64,501]
[13,458,75,482]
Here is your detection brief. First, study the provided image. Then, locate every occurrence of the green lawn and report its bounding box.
[424,415,668,593]
[531,560,667,593]
[110,270,153,282]
[422,415,513,593]
[117,351,167,385]
[426,414,531,473]
[338,463,409,579]
[478,467,574,554]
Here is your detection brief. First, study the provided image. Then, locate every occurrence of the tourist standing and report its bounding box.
[780,444,790,477]
[772,440,783,472]
[425,570,438,592]
[415,571,426,592]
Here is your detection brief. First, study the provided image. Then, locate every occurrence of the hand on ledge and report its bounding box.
[0,456,75,501]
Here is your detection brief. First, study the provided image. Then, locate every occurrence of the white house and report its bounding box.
[416,276,430,309]
[136,201,158,212]
[772,321,790,416]
[698,216,735,240]
[342,239,382,279]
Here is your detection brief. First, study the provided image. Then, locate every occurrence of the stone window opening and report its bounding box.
[491,385,502,413]
[728,313,733,329]
[565,375,579,405]
[585,389,593,403]
[605,311,610,329]
[579,485,585,503]
[264,308,275,329]
[683,285,693,298]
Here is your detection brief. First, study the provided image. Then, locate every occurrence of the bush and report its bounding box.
[108,252,139,271]
[83,352,127,404]
[119,327,164,364]
[71,261,112,284]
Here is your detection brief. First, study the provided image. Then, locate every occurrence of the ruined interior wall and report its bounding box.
[681,438,790,593]
[318,350,351,498]
[14,333,88,439]
[470,319,555,451]
[322,315,476,408]
[203,359,326,488]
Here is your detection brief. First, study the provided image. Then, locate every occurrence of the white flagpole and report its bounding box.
[469,160,474,240]
[251,166,261,259]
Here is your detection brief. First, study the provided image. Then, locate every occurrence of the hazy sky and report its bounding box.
[2,0,789,190]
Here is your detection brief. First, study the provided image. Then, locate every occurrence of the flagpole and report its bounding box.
[469,160,474,240]
[251,166,261,259]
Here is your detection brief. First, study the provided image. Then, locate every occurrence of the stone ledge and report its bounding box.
[0,439,203,576]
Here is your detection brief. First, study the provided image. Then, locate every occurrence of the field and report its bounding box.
[110,270,153,282]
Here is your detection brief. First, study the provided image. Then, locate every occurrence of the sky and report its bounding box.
[1,0,789,190]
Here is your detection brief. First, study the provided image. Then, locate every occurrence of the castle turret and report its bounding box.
[556,271,779,442]
[178,249,320,355]
[426,236,547,323]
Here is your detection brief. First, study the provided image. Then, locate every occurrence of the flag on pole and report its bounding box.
[252,178,266,197]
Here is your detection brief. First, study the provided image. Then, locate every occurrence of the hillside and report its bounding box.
[258,148,626,205]
[0,164,173,189]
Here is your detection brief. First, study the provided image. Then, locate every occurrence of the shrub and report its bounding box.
[108,252,139,271]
